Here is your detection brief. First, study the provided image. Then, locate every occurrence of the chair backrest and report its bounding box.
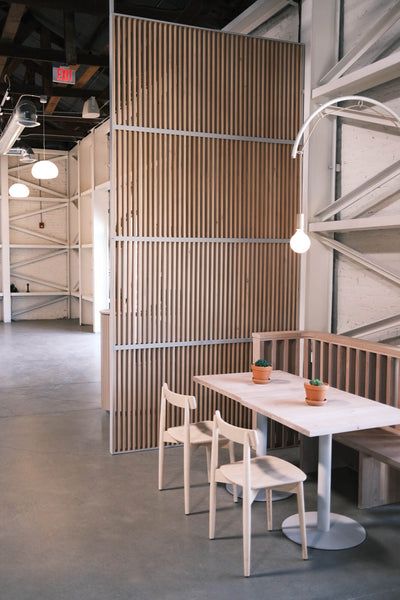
[159,384,197,444]
[214,410,257,448]
[211,410,258,482]
[162,383,197,410]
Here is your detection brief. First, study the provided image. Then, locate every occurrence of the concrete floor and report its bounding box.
[1,320,400,599]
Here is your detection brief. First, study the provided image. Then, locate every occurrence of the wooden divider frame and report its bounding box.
[110,13,304,453]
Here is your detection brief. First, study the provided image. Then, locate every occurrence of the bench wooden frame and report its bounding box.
[252,330,400,508]
[334,427,400,508]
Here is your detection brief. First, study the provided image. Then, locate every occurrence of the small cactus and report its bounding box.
[309,378,324,386]
[254,358,271,367]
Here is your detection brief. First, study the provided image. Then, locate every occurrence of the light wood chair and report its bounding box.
[209,410,308,577]
[158,383,235,515]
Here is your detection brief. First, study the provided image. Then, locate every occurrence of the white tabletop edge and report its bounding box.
[193,371,400,438]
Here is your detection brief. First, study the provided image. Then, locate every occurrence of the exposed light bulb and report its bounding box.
[290,228,311,253]
[289,213,311,254]
[31,159,59,180]
[9,182,29,198]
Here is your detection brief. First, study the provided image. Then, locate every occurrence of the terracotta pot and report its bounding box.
[304,382,329,405]
[251,364,273,384]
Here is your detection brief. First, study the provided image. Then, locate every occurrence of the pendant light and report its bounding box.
[289,95,400,255]
[9,157,29,198]
[31,99,58,180]
[289,213,311,254]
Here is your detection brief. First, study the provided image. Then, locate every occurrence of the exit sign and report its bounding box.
[52,66,76,84]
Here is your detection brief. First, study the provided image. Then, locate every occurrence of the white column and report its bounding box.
[1,154,11,322]
[300,0,340,331]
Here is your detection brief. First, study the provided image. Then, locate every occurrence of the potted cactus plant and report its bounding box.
[304,378,329,405]
[251,358,273,384]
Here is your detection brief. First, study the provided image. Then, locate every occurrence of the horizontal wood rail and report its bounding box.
[253,330,400,409]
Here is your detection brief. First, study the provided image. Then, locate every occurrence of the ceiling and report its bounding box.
[0,0,259,152]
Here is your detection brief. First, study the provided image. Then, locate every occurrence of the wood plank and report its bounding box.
[0,3,26,77]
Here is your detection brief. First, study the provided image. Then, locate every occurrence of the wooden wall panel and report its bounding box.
[114,131,300,239]
[114,238,299,348]
[111,15,303,452]
[114,16,302,139]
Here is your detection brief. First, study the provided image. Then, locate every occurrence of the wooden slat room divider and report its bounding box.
[111,14,303,452]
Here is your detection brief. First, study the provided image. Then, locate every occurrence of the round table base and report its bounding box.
[282,511,366,550]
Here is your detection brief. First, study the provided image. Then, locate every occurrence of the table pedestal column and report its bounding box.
[282,434,366,550]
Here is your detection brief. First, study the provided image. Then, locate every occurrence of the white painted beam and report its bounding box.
[10,224,67,245]
[309,215,400,233]
[11,295,67,318]
[319,3,400,85]
[342,314,400,340]
[11,249,68,269]
[314,159,400,221]
[222,0,288,34]
[313,51,400,101]
[10,272,68,291]
[317,235,400,286]
[323,106,400,132]
[9,202,68,222]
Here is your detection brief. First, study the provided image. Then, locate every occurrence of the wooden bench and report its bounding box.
[333,427,400,509]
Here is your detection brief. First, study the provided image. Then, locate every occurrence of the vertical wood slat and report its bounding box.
[115,15,303,138]
[112,16,302,452]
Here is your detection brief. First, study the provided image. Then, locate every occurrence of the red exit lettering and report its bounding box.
[57,68,72,82]
[52,66,76,85]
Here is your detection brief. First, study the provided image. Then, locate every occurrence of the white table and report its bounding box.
[193,370,400,550]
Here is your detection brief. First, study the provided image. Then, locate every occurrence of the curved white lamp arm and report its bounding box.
[291,95,400,158]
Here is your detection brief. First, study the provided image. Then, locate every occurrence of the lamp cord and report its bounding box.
[42,103,46,160]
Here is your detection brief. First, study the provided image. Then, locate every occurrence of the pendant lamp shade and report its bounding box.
[82,96,100,118]
[31,159,59,180]
[9,182,29,198]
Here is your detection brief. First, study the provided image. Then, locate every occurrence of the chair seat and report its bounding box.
[168,420,216,445]
[220,455,306,490]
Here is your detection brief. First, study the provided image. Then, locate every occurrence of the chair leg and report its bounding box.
[266,489,272,531]
[184,442,191,515]
[158,440,165,490]
[205,445,211,482]
[209,476,217,539]
[242,488,252,577]
[228,441,238,502]
[296,482,308,560]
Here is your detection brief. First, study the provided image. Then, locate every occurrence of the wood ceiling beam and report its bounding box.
[0,0,108,14]
[10,83,106,98]
[64,10,77,65]
[0,3,26,78]
[0,41,108,66]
